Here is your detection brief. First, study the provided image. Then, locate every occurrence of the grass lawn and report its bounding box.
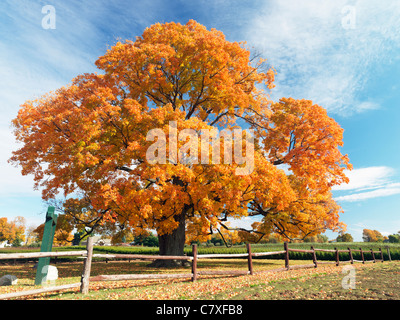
[227,262,400,300]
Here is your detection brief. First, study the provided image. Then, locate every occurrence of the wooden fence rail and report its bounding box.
[0,240,394,299]
[0,250,87,260]
[92,253,194,261]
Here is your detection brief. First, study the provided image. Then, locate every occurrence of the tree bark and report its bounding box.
[148,212,188,268]
[148,176,190,268]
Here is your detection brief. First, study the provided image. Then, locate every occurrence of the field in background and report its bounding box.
[1,242,399,263]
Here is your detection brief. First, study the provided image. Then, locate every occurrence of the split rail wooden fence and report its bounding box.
[0,239,393,299]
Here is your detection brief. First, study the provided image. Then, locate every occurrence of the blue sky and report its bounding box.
[0,0,399,241]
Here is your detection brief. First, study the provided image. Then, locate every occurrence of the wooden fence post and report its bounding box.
[80,237,94,294]
[348,248,353,264]
[370,249,376,263]
[247,243,254,275]
[379,248,384,262]
[386,247,392,262]
[360,248,365,264]
[311,246,317,268]
[191,244,198,282]
[335,247,339,266]
[284,242,289,270]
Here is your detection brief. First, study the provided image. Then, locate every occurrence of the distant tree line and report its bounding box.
[388,231,400,243]
[333,229,400,243]
[3,211,400,248]
[362,229,400,243]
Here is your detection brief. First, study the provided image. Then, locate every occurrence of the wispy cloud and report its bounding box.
[0,1,103,198]
[0,1,101,120]
[245,0,400,116]
[333,166,400,202]
[333,166,395,191]
[335,183,400,202]
[0,0,167,197]
[0,0,173,120]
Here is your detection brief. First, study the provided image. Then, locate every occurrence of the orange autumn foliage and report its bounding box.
[0,217,26,244]
[34,214,74,246]
[10,20,351,246]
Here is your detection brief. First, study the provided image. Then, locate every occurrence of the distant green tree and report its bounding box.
[303,236,315,243]
[210,235,224,246]
[134,234,159,247]
[73,232,83,246]
[317,234,329,243]
[11,238,23,247]
[336,233,353,242]
[388,233,400,243]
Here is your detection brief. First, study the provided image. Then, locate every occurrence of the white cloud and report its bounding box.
[333,166,395,191]
[0,1,107,197]
[245,0,400,116]
[335,183,400,202]
[333,166,400,202]
[0,0,171,199]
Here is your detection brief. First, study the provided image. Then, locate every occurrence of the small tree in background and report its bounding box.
[388,231,400,243]
[336,232,353,242]
[0,217,26,246]
[362,229,384,242]
[134,232,159,247]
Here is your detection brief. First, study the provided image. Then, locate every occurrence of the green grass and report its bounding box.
[220,262,400,300]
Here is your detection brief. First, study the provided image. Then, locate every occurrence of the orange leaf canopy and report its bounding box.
[10,20,351,241]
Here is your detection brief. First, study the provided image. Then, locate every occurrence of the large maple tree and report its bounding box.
[10,20,351,265]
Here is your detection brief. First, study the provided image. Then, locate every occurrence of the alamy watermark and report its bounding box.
[42,5,56,29]
[341,5,356,30]
[146,121,254,175]
[341,265,356,289]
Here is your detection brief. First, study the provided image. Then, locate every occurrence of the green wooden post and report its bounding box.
[35,206,58,285]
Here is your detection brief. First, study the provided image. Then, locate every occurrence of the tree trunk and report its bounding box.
[148,212,188,268]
